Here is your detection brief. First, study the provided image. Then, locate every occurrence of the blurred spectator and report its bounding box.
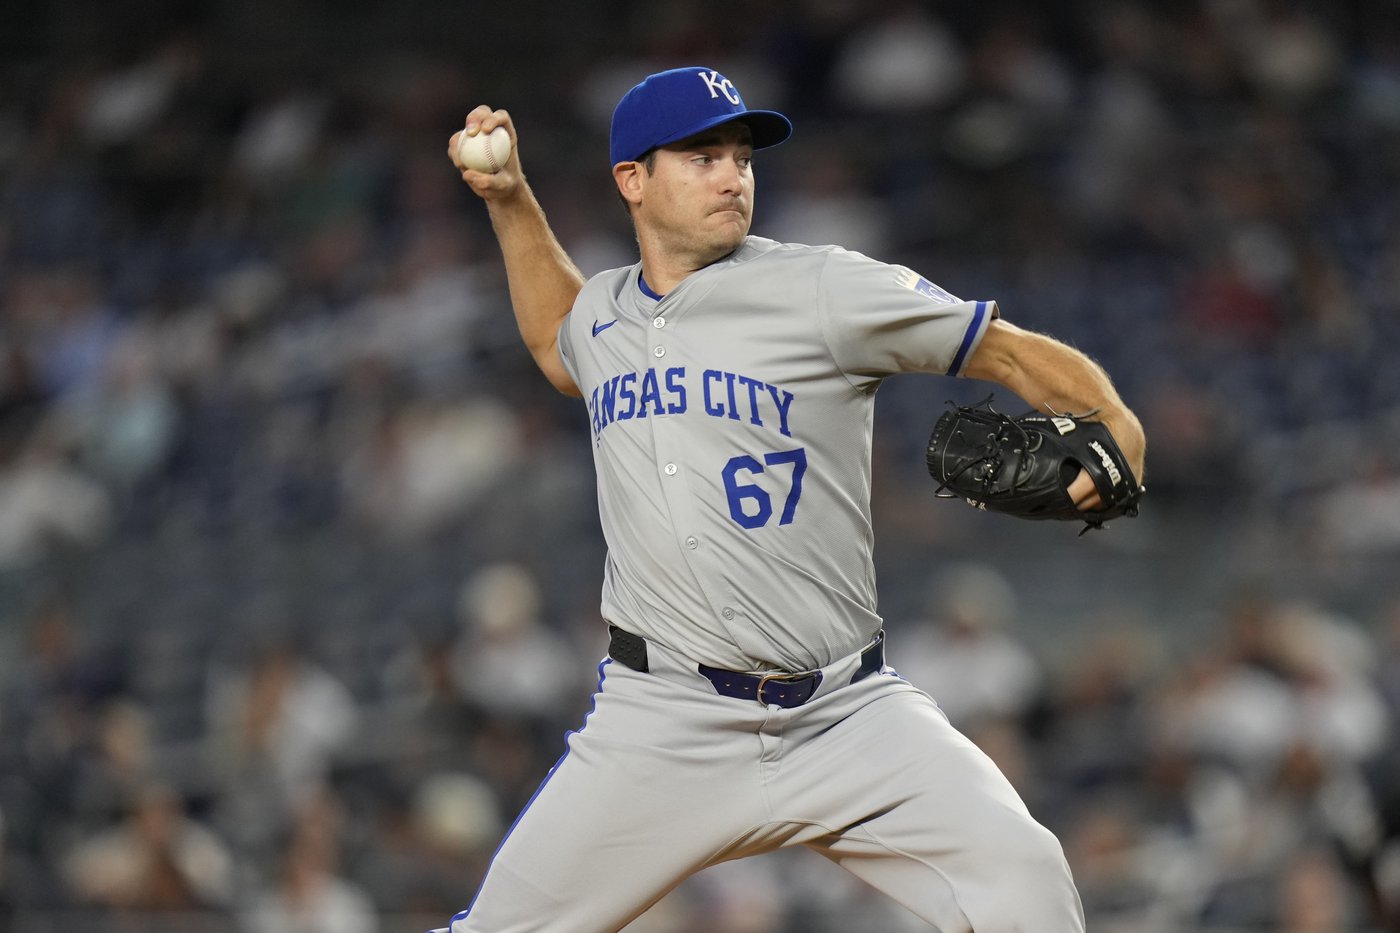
[77,39,199,149]
[61,781,233,911]
[830,2,964,112]
[1157,592,1388,780]
[764,152,891,255]
[376,628,483,774]
[467,715,555,825]
[339,395,524,540]
[1271,603,1389,764]
[2,597,129,864]
[1043,619,1162,796]
[242,788,376,933]
[0,420,112,569]
[1135,376,1244,506]
[58,323,180,493]
[1315,454,1400,553]
[14,268,123,401]
[891,561,1044,731]
[1146,592,1392,928]
[232,92,330,182]
[1231,6,1343,106]
[68,699,157,833]
[347,769,503,917]
[408,772,501,887]
[204,635,358,853]
[449,562,580,734]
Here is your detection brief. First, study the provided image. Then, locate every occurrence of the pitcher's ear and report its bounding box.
[614,161,644,206]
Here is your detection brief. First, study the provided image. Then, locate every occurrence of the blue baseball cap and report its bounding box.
[609,66,793,166]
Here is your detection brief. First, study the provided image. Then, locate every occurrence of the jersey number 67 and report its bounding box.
[721,447,807,529]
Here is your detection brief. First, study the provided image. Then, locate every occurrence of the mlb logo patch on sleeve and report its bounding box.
[896,267,959,304]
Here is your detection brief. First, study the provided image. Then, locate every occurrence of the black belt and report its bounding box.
[607,625,885,709]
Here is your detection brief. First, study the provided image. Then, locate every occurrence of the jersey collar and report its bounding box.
[637,274,665,301]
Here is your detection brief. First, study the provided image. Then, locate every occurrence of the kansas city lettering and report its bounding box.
[587,366,795,440]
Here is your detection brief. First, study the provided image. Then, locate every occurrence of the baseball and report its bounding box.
[457,126,511,174]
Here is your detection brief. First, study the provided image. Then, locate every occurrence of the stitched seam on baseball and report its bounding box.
[486,134,500,172]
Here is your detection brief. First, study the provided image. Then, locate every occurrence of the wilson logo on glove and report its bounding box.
[1087,440,1122,485]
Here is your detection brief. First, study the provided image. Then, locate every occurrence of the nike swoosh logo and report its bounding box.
[592,320,617,337]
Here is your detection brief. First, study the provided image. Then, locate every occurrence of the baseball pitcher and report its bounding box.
[433,66,1146,933]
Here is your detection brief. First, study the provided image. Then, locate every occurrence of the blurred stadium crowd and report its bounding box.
[2,0,1400,930]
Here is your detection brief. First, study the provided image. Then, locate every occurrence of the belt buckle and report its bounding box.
[756,671,814,707]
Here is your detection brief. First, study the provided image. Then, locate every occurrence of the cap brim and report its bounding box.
[646,109,793,158]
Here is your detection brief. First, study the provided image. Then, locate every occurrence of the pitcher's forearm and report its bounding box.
[966,319,1145,476]
[487,183,585,394]
[449,106,582,395]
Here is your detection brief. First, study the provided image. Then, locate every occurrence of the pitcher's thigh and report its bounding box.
[805,686,1084,932]
[458,670,765,932]
[457,770,692,930]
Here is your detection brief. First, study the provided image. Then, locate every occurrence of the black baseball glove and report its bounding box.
[926,397,1144,533]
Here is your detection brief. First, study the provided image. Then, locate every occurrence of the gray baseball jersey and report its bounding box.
[557,236,996,673]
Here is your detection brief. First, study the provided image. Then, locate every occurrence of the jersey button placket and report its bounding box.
[659,462,688,548]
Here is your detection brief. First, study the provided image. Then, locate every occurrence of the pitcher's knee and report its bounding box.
[1014,822,1075,881]
[977,824,1083,930]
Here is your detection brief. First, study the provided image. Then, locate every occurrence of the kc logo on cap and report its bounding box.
[697,70,742,106]
[609,66,793,167]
